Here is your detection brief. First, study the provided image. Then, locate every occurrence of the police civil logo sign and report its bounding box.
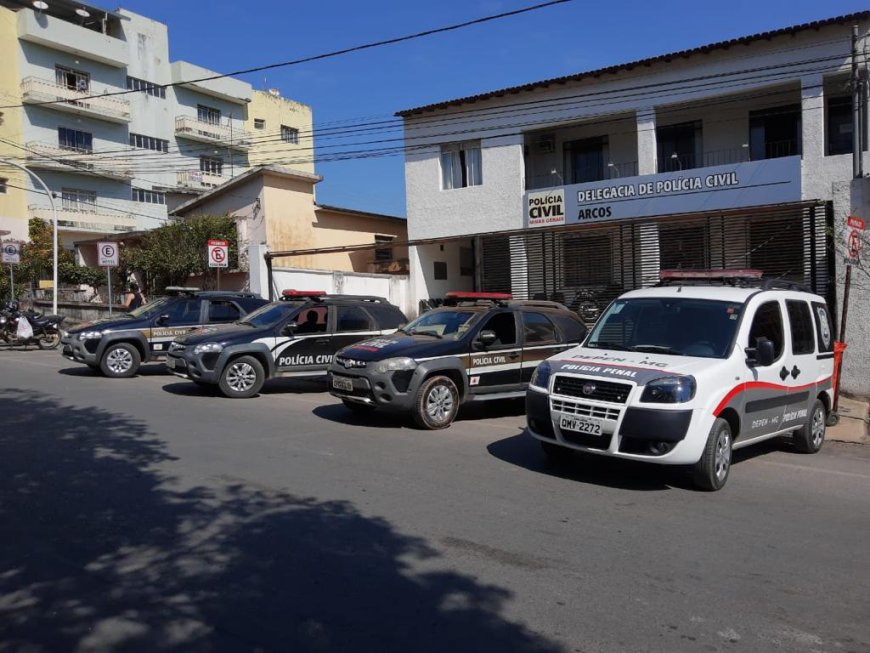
[98,242,119,267]
[527,189,565,227]
[208,239,229,268]
[2,241,20,264]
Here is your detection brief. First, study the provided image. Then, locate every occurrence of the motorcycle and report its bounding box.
[0,301,65,349]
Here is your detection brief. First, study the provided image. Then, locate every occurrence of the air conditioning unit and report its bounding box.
[535,134,555,154]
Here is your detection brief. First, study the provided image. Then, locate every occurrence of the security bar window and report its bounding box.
[198,105,221,125]
[132,188,166,205]
[129,133,169,153]
[55,65,89,93]
[657,121,701,172]
[254,118,266,130]
[200,156,223,175]
[441,141,482,190]
[61,188,97,212]
[281,125,299,143]
[749,105,801,160]
[0,177,7,194]
[126,76,165,99]
[58,127,93,153]
[563,233,611,286]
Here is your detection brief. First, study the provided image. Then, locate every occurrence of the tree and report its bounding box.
[121,215,240,292]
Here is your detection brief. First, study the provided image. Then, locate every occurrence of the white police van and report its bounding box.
[526,270,836,491]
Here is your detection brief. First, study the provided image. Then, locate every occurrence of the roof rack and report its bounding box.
[444,291,512,307]
[656,269,812,292]
[323,294,387,303]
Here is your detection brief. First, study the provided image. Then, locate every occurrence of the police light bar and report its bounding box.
[281,289,326,299]
[659,269,763,280]
[445,291,513,301]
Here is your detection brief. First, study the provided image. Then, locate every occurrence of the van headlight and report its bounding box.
[373,357,417,374]
[194,342,224,355]
[530,361,552,390]
[640,375,696,403]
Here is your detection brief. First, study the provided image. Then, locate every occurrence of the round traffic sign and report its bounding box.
[101,243,116,258]
[211,247,226,263]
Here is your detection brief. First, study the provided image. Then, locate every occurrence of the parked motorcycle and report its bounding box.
[0,301,65,349]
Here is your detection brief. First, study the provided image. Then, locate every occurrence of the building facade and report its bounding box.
[399,12,870,394]
[0,0,311,249]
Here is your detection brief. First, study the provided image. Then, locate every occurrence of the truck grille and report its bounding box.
[551,399,620,421]
[552,376,632,403]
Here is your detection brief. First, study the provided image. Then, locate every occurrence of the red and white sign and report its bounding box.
[98,242,119,267]
[845,215,864,264]
[2,241,20,264]
[847,215,865,230]
[208,239,229,268]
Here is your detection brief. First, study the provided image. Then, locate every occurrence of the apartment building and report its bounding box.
[0,0,311,249]
[399,11,870,394]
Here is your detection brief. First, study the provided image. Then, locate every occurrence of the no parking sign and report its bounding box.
[208,239,229,268]
[2,241,20,264]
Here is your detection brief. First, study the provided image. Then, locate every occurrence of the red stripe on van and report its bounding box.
[713,376,832,416]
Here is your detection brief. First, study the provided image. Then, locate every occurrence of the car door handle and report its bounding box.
[779,366,789,381]
[791,365,801,379]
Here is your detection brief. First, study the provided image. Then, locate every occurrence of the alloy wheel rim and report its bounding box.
[426,384,454,422]
[811,407,825,448]
[107,348,133,374]
[715,430,731,481]
[227,362,256,393]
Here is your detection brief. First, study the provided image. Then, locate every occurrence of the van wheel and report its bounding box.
[540,440,573,462]
[413,375,459,429]
[342,399,375,413]
[100,343,141,378]
[792,399,826,453]
[693,418,732,491]
[218,356,264,398]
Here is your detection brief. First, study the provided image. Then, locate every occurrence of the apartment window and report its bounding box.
[0,177,7,194]
[126,76,165,99]
[374,235,394,261]
[254,118,266,130]
[280,125,299,143]
[200,156,223,175]
[440,141,482,190]
[563,233,611,286]
[58,127,93,153]
[61,188,97,212]
[564,136,607,184]
[55,65,89,93]
[749,105,800,160]
[132,188,166,205]
[827,96,867,155]
[198,105,221,125]
[129,133,169,153]
[657,121,701,172]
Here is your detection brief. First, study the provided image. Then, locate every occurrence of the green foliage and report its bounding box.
[122,215,238,292]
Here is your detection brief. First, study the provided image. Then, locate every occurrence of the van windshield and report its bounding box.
[586,297,744,359]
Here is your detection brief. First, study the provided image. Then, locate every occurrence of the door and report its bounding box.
[274,304,330,374]
[741,299,789,439]
[466,311,522,394]
[781,298,819,428]
[520,311,565,384]
[150,298,204,357]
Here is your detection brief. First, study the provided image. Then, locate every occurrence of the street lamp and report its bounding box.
[0,158,59,314]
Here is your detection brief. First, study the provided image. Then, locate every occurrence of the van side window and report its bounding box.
[811,301,834,353]
[748,301,784,359]
[786,300,815,355]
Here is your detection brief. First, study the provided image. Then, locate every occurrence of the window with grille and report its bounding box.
[659,223,708,270]
[254,118,265,130]
[129,133,169,152]
[749,218,803,280]
[55,65,89,92]
[61,188,97,212]
[440,141,482,189]
[198,105,221,125]
[200,156,223,175]
[0,177,7,194]
[374,235,394,261]
[281,125,299,143]
[126,76,165,98]
[563,234,611,286]
[58,127,93,153]
[132,188,166,205]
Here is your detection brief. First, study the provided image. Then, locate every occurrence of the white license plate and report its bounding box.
[332,375,354,392]
[559,415,602,435]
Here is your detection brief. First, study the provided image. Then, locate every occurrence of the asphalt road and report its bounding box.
[1,349,869,653]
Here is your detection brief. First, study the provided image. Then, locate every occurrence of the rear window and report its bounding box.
[811,301,834,353]
[551,314,588,344]
[366,304,406,329]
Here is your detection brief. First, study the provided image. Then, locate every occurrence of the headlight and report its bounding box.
[194,342,224,355]
[78,330,106,340]
[640,375,696,403]
[530,361,552,389]
[373,357,417,374]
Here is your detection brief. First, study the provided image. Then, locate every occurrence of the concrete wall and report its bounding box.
[247,90,314,173]
[0,5,28,242]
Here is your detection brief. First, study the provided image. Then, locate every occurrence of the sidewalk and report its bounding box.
[829,397,870,444]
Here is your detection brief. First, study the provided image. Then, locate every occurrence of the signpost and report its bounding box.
[208,239,229,289]
[2,241,20,302]
[834,215,865,414]
[98,242,119,315]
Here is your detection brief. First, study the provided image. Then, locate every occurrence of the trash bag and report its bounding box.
[16,316,33,340]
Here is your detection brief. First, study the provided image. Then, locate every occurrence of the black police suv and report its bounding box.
[61,288,268,378]
[165,291,407,398]
[327,292,588,429]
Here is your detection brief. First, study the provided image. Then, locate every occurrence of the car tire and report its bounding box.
[100,343,141,378]
[342,398,375,413]
[692,418,732,491]
[413,375,459,430]
[792,399,826,454]
[218,355,264,398]
[540,440,573,462]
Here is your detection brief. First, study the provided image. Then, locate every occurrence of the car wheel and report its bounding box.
[792,399,826,454]
[218,356,264,398]
[100,343,141,378]
[37,332,61,349]
[413,375,459,429]
[540,440,573,462]
[342,398,375,413]
[693,418,732,491]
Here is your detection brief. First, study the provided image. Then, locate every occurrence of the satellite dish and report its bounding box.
[32,0,48,9]
[75,7,90,17]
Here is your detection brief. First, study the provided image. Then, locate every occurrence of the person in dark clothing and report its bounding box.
[123,282,146,310]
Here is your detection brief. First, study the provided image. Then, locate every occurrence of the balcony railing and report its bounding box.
[526,161,639,190]
[176,169,225,189]
[25,141,133,180]
[29,205,136,234]
[20,77,131,123]
[174,116,252,150]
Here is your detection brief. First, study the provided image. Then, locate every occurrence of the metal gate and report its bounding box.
[478,202,834,325]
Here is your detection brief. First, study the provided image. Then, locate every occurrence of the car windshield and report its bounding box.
[127,297,172,319]
[239,302,299,328]
[585,297,744,359]
[400,309,479,339]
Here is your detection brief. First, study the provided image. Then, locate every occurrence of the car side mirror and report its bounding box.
[282,322,297,337]
[477,330,498,349]
[745,336,775,367]
[155,314,170,326]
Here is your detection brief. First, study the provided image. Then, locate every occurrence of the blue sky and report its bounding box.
[112,0,868,218]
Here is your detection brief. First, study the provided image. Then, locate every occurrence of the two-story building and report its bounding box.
[0,0,311,249]
[398,11,870,395]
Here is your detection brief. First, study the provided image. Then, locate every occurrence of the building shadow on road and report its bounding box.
[161,376,330,399]
[0,388,563,652]
[58,363,171,378]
